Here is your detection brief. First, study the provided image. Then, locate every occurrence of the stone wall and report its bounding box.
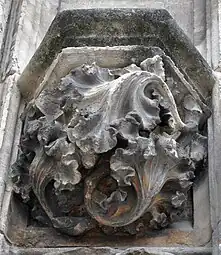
[0,1,221,255]
[0,0,220,80]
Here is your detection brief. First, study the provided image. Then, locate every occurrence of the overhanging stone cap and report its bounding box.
[17,8,215,102]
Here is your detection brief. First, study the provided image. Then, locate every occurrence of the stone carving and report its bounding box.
[11,48,208,236]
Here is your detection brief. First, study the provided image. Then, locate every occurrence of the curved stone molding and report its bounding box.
[11,47,209,237]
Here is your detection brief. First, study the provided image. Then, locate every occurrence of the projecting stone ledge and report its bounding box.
[17,8,214,102]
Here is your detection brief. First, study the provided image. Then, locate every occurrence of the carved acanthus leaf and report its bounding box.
[11,50,208,236]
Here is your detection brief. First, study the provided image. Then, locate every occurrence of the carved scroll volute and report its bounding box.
[84,134,180,227]
[11,53,208,235]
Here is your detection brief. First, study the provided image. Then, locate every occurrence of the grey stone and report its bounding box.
[13,54,209,236]
[0,5,219,255]
[17,8,215,101]
[0,1,220,84]
[208,73,221,255]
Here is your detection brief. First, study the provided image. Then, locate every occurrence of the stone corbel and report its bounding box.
[0,8,217,255]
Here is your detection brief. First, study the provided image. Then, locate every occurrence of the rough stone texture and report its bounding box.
[0,0,23,80]
[0,0,11,47]
[60,0,194,39]
[0,244,213,255]
[205,0,220,68]
[11,46,209,237]
[208,73,221,255]
[60,0,219,68]
[14,0,59,73]
[0,2,219,255]
[0,8,214,254]
[17,8,215,101]
[0,73,20,225]
[0,0,220,81]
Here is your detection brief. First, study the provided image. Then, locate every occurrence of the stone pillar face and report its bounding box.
[0,9,215,254]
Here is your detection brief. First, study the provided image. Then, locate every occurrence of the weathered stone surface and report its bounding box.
[0,6,218,255]
[208,73,221,255]
[0,0,11,47]
[14,0,59,73]
[0,1,220,85]
[17,9,215,101]
[0,73,21,234]
[0,243,213,255]
[0,0,23,80]
[12,47,210,237]
[60,0,194,38]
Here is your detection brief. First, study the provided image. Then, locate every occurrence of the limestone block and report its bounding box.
[0,0,11,46]
[60,0,194,40]
[14,0,59,73]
